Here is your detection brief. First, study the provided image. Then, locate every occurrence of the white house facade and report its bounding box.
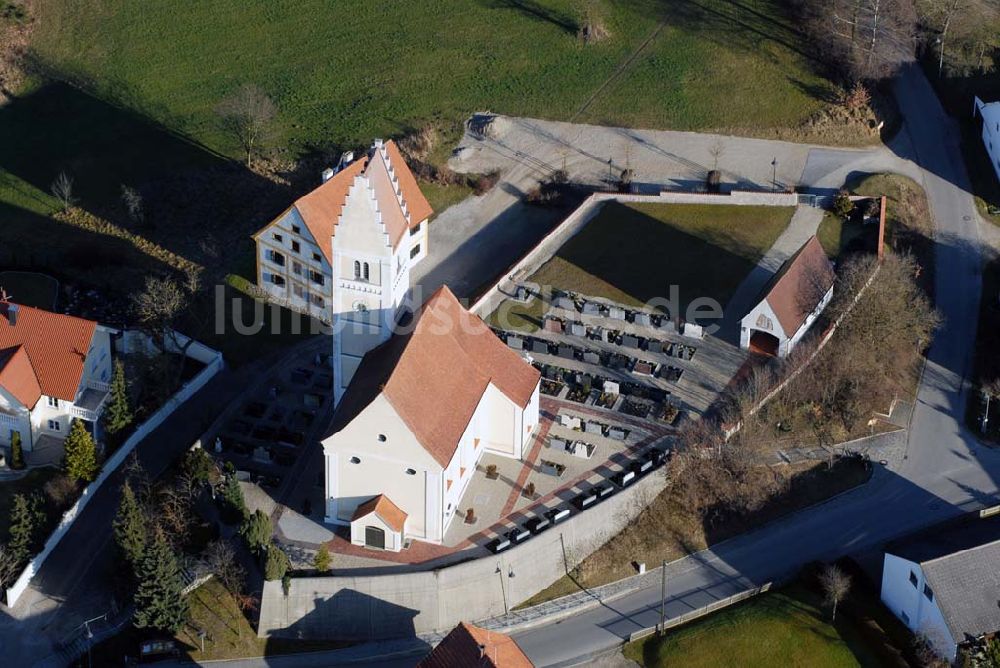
[0,301,115,452]
[322,286,541,550]
[974,96,1000,184]
[880,515,1000,661]
[740,235,834,358]
[252,139,432,405]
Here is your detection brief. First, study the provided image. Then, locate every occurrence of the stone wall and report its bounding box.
[257,469,666,640]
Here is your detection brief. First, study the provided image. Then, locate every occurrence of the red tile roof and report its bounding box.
[0,346,42,408]
[0,303,97,405]
[255,139,432,266]
[757,236,835,337]
[351,494,408,532]
[417,622,534,668]
[332,286,541,468]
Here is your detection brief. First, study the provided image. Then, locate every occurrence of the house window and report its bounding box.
[923,584,934,601]
[312,252,322,262]
[311,294,324,307]
[354,260,361,280]
[268,250,285,267]
[292,261,303,276]
[349,456,361,464]
[909,571,918,587]
[363,263,370,281]
[410,222,421,235]
[48,396,58,408]
[410,244,421,259]
[405,468,416,475]
[270,274,286,287]
[292,284,305,299]
[291,240,301,253]
[292,224,301,234]
[309,270,325,286]
[47,420,60,431]
[272,232,283,243]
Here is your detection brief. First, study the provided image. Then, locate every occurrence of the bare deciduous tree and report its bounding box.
[50,171,75,211]
[0,543,20,589]
[917,0,1000,76]
[819,563,851,621]
[120,184,144,226]
[216,84,278,167]
[131,275,203,390]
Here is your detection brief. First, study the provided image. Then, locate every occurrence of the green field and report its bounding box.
[624,586,880,668]
[30,0,834,157]
[529,201,793,313]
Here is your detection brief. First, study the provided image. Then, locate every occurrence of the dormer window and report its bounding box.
[349,456,361,464]
[405,468,416,475]
[48,396,59,408]
[378,434,386,442]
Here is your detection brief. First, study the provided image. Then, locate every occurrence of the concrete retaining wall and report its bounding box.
[257,470,667,640]
[471,190,800,318]
[5,333,224,606]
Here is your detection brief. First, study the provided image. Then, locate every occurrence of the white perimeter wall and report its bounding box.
[880,553,957,660]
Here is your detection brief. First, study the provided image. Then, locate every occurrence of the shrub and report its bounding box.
[832,190,855,219]
[220,474,248,524]
[264,545,290,581]
[313,544,331,573]
[43,474,78,509]
[183,447,219,487]
[472,170,501,195]
[9,432,24,470]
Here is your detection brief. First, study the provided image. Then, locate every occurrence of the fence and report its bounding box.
[627,582,773,642]
[4,332,224,606]
[470,189,801,318]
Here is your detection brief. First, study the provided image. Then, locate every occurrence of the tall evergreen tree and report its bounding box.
[113,481,147,573]
[63,419,98,482]
[239,510,271,557]
[8,493,45,565]
[220,474,248,524]
[133,527,189,633]
[103,360,133,441]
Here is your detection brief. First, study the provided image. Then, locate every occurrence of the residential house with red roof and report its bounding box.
[417,621,534,667]
[322,286,541,549]
[0,300,115,454]
[739,236,835,358]
[252,139,433,405]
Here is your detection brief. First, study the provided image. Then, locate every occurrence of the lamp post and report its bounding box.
[771,158,778,192]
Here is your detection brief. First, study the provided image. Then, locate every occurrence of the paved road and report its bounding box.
[509,63,997,667]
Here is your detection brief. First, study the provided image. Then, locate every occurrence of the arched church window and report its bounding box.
[353,260,361,279]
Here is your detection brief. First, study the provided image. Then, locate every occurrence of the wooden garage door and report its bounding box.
[364,525,385,550]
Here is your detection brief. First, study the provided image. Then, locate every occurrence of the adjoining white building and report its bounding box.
[252,139,433,405]
[0,300,115,452]
[881,514,1000,661]
[974,96,1000,184]
[740,235,835,358]
[322,285,541,550]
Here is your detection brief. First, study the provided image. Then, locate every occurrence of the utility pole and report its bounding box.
[659,560,667,634]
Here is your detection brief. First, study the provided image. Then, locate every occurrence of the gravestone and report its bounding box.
[647,340,663,354]
[550,436,568,450]
[532,340,550,354]
[682,323,704,340]
[634,312,651,327]
[608,306,626,320]
[507,337,524,351]
[660,319,676,333]
[582,301,602,316]
[634,361,655,376]
[570,322,586,337]
[558,345,575,359]
[557,296,576,311]
[622,335,640,349]
[603,380,620,394]
[544,318,564,333]
[585,421,603,435]
[608,427,627,440]
[561,415,582,430]
[583,351,601,364]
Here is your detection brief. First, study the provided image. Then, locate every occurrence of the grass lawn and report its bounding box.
[485,289,549,333]
[623,585,881,668]
[529,201,793,314]
[420,180,476,217]
[0,271,59,309]
[519,457,871,607]
[817,211,871,260]
[31,1,834,160]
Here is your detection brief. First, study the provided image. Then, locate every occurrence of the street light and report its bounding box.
[771,158,778,192]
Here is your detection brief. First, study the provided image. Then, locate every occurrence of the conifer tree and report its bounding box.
[63,419,98,482]
[113,481,147,573]
[9,431,24,470]
[133,527,189,633]
[103,360,133,441]
[8,493,44,565]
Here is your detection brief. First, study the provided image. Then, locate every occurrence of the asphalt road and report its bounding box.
[510,63,998,667]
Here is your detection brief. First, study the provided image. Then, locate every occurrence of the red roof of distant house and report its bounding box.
[332,286,541,468]
[756,236,835,337]
[255,139,433,266]
[0,302,97,406]
[417,622,534,668]
[351,494,408,532]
